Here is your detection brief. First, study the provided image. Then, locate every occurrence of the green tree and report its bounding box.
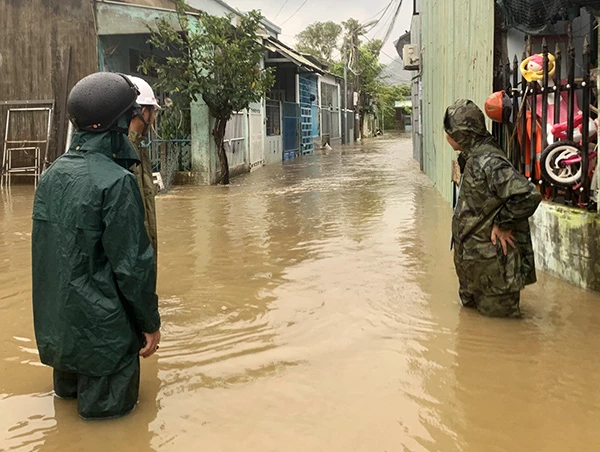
[377,84,411,130]
[141,0,274,184]
[296,21,342,64]
[341,18,366,41]
[330,20,387,138]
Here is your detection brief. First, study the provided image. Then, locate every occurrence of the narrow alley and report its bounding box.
[2,136,600,451]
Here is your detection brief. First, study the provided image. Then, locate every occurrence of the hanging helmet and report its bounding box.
[126,75,161,108]
[67,72,140,133]
[484,90,512,124]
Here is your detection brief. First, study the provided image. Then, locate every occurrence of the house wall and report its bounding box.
[0,0,98,163]
[99,34,161,73]
[421,0,495,203]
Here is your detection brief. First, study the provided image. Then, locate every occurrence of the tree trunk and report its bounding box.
[213,117,229,185]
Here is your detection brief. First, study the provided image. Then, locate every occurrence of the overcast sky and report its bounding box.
[227,0,414,64]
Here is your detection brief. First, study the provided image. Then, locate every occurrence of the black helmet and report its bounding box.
[67,72,140,133]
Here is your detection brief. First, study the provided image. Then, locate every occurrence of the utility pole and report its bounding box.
[352,26,360,141]
[343,38,348,144]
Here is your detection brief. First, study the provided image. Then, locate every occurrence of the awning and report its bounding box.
[264,38,325,75]
[395,100,412,109]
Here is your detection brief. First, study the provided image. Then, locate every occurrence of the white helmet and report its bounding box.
[127,75,161,109]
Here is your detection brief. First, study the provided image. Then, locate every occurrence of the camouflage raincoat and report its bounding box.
[445,99,542,317]
[129,130,158,269]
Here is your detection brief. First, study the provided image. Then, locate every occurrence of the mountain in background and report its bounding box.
[382,59,412,86]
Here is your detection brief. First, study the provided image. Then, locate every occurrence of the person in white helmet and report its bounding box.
[127,76,160,270]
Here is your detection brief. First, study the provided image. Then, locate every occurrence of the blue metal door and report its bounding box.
[282,102,300,160]
[299,75,318,155]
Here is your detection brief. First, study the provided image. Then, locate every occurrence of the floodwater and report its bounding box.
[2,136,600,452]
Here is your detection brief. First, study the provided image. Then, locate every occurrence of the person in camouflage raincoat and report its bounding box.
[445,99,542,317]
[126,76,160,271]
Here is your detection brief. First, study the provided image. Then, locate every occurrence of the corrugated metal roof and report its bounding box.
[264,38,325,74]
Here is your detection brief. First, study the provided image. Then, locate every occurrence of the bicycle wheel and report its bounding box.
[540,141,582,188]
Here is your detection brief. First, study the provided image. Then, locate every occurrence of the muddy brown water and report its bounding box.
[2,137,600,452]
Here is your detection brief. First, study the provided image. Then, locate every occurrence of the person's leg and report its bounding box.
[77,356,140,420]
[53,369,78,399]
[476,292,521,318]
[459,282,477,309]
[454,249,476,309]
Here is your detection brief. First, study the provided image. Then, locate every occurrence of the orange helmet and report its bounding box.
[485,90,512,123]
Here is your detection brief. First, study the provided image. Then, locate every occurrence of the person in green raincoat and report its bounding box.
[31,72,161,419]
[445,99,542,318]
[126,76,159,267]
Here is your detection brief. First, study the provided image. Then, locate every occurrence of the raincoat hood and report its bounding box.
[68,121,140,169]
[444,99,492,157]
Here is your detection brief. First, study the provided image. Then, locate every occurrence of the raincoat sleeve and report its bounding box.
[102,174,161,334]
[486,157,542,230]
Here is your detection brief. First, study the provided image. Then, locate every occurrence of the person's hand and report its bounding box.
[140,329,161,358]
[491,224,516,256]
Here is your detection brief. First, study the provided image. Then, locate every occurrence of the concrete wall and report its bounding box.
[190,104,265,184]
[189,99,216,184]
[530,202,600,292]
[0,0,98,162]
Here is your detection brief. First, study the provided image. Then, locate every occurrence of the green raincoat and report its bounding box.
[32,130,161,377]
[445,99,542,315]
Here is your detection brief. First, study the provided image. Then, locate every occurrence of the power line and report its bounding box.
[363,34,400,63]
[280,0,311,26]
[380,0,404,47]
[273,0,291,21]
[362,0,396,30]
[370,3,397,40]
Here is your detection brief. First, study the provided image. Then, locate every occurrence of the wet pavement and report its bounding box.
[2,135,600,451]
